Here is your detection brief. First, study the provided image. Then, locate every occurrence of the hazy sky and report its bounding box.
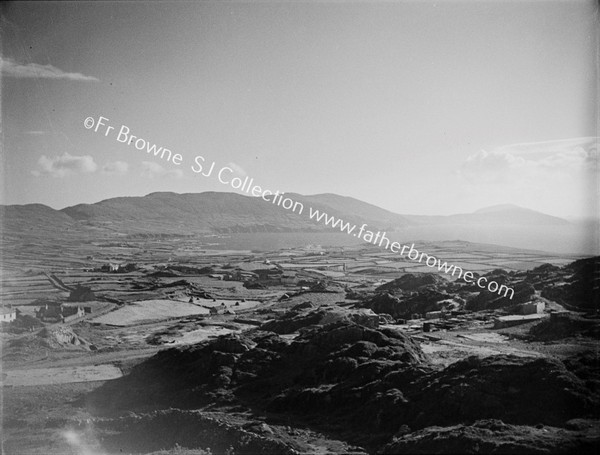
[1,0,598,218]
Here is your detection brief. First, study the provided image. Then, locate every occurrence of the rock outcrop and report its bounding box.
[260,306,380,334]
[379,419,600,454]
[88,320,600,452]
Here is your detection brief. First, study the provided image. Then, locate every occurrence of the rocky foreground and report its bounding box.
[86,308,600,454]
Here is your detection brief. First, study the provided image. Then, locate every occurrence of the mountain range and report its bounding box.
[0,191,569,237]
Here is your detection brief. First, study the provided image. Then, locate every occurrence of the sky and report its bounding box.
[1,0,598,218]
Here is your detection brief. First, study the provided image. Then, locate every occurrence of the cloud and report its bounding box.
[140,161,183,179]
[32,153,98,178]
[1,57,99,82]
[226,162,248,177]
[24,131,46,136]
[494,137,596,156]
[457,137,598,217]
[101,161,129,175]
[459,137,597,185]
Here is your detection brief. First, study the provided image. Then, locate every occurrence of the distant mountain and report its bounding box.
[62,192,316,234]
[60,191,406,235]
[405,204,569,226]
[474,204,527,214]
[293,193,410,228]
[0,192,570,238]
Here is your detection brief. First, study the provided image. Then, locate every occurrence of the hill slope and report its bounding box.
[0,204,79,234]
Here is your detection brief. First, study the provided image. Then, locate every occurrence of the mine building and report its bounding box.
[520,301,545,315]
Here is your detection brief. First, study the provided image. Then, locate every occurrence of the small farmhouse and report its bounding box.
[0,307,17,323]
[36,303,86,323]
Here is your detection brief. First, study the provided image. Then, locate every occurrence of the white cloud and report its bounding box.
[226,162,248,177]
[1,57,99,82]
[495,137,596,156]
[457,137,598,217]
[460,137,597,185]
[140,161,183,179]
[101,161,129,175]
[32,153,98,178]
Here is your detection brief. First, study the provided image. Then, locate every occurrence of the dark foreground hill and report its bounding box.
[87,318,600,454]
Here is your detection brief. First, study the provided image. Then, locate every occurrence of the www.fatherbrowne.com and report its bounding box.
[307,207,515,300]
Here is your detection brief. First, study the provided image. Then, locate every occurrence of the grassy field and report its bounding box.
[89,299,210,326]
[3,365,123,386]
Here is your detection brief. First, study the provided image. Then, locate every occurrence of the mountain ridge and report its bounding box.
[0,191,570,237]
